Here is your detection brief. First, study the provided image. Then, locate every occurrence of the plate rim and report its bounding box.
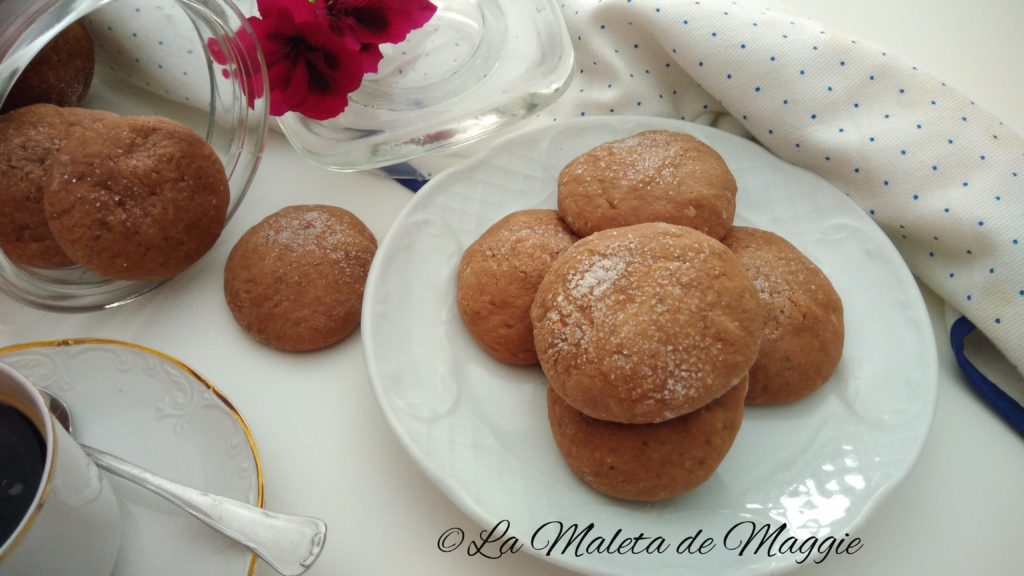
[362,115,938,576]
[0,337,265,576]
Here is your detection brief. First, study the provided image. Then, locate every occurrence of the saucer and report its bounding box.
[0,339,263,576]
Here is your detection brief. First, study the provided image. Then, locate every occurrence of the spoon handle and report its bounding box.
[82,445,326,576]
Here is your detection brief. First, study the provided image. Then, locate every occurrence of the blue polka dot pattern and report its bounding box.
[537,0,1024,373]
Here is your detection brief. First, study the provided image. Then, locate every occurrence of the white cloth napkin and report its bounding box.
[83,0,1024,375]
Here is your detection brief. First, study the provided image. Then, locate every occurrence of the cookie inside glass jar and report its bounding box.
[0,104,114,269]
[42,114,230,280]
[1,20,94,113]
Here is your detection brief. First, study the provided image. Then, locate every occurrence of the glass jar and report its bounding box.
[0,0,268,311]
[276,0,574,171]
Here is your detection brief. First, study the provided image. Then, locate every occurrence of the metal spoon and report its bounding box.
[37,387,327,576]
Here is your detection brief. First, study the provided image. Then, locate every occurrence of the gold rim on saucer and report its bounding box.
[0,337,264,576]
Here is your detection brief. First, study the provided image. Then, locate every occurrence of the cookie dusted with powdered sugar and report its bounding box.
[224,205,377,352]
[457,209,578,365]
[531,222,762,424]
[547,376,747,502]
[557,130,737,240]
[722,227,844,404]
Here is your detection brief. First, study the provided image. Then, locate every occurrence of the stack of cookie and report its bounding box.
[457,130,844,502]
[0,22,230,282]
[0,105,230,280]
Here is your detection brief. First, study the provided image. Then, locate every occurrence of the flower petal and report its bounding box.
[260,15,363,118]
[219,0,430,119]
[325,0,437,45]
[258,0,319,23]
[359,42,384,74]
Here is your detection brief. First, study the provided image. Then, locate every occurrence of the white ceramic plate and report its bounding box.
[0,339,262,576]
[362,116,937,576]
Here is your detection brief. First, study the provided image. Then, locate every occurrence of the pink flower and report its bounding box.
[209,0,437,120]
[250,0,366,119]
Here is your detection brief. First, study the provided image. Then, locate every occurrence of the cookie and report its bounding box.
[224,205,377,352]
[557,130,737,240]
[0,104,116,268]
[2,21,94,112]
[44,115,229,280]
[531,222,763,424]
[548,376,747,502]
[457,210,578,365]
[721,227,844,404]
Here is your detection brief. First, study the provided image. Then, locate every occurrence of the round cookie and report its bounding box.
[2,21,95,112]
[44,115,229,280]
[531,222,763,424]
[0,104,116,268]
[557,130,737,240]
[548,376,748,502]
[722,227,844,404]
[457,210,578,365]
[224,205,377,352]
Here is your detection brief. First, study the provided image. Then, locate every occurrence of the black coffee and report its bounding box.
[0,403,45,547]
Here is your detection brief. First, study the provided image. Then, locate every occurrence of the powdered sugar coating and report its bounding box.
[531,222,762,424]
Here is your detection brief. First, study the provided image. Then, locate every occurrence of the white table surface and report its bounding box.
[2,1,1023,575]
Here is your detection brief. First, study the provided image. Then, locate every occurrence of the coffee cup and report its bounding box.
[0,361,122,575]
